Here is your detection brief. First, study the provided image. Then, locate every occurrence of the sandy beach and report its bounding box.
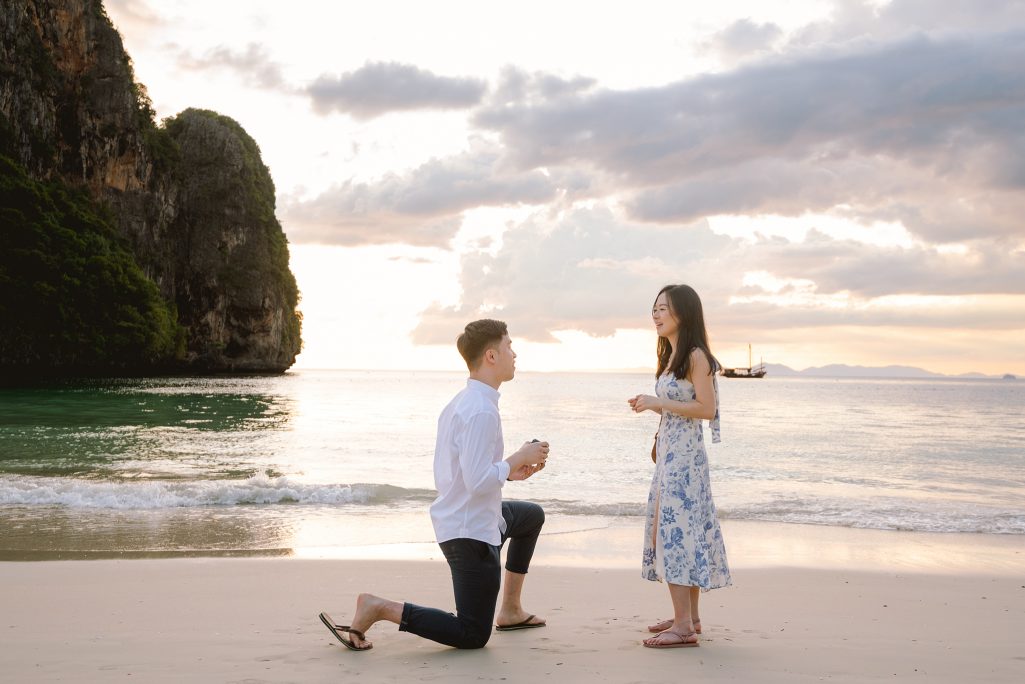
[2,522,1023,683]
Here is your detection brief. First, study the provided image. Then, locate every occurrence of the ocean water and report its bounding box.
[0,370,1023,558]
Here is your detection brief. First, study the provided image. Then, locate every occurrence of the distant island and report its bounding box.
[605,364,1018,379]
[763,363,1018,380]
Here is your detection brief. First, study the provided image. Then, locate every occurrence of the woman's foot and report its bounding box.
[647,618,701,634]
[643,630,699,649]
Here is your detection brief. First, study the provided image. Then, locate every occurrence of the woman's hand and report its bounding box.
[628,394,662,413]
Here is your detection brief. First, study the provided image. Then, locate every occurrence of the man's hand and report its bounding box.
[507,462,545,480]
[506,440,549,474]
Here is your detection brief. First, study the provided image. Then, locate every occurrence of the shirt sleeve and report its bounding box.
[456,411,507,493]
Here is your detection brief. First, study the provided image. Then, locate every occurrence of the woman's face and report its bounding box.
[652,292,679,340]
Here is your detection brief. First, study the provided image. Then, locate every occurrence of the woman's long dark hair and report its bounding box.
[655,284,719,380]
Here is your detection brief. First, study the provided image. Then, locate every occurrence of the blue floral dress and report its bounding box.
[642,371,731,590]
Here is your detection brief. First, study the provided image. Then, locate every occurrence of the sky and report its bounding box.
[104,0,1025,375]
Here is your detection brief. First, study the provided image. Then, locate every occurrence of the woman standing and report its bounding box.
[628,284,731,649]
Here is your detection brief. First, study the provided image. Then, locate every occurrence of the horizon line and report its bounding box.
[288,365,1019,379]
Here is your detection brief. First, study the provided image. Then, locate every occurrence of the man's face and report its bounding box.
[489,334,517,381]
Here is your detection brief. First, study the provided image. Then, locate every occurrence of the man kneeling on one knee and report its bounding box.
[319,319,550,650]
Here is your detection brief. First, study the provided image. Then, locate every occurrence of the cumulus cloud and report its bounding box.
[701,18,784,64]
[488,66,598,106]
[281,142,559,246]
[175,42,287,89]
[307,62,487,119]
[471,30,1025,243]
[744,230,1025,297]
[628,152,1025,243]
[412,206,738,343]
[477,31,1025,182]
[789,0,1025,50]
[411,205,1025,345]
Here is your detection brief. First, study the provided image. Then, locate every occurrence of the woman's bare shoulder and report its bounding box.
[689,347,711,368]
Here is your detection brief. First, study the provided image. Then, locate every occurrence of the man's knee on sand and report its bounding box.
[455,623,492,649]
[460,632,491,649]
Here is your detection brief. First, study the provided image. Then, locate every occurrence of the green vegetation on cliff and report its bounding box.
[0,154,184,377]
[2,0,302,375]
[163,109,302,361]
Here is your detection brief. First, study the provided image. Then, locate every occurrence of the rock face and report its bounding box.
[164,109,300,370]
[0,0,301,373]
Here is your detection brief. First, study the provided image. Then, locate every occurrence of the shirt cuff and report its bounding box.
[496,460,511,483]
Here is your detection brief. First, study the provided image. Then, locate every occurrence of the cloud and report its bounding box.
[489,66,598,106]
[105,0,166,35]
[281,142,558,246]
[471,30,1025,243]
[412,206,737,343]
[282,210,460,248]
[627,153,1025,243]
[411,205,1025,345]
[307,62,487,119]
[789,0,1025,49]
[175,42,287,89]
[717,295,1025,331]
[743,230,1025,297]
[478,31,1025,181]
[701,19,784,64]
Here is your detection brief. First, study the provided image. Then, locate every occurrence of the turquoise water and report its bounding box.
[1,371,1023,558]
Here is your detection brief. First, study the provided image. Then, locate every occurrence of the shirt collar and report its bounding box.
[466,378,500,404]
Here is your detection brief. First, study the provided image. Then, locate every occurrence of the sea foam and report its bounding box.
[0,474,434,510]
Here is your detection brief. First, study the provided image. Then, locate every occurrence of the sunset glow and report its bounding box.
[106,0,1025,376]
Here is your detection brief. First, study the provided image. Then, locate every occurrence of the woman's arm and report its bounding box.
[658,349,717,420]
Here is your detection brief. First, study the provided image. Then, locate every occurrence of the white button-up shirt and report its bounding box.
[430,379,511,545]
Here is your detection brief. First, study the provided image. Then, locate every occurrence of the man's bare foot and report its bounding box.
[495,607,546,629]
[347,593,389,649]
[647,618,700,634]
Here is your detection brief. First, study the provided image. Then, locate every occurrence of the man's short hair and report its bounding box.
[457,319,508,371]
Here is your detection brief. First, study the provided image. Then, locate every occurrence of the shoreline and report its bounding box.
[290,519,1025,578]
[2,518,1022,574]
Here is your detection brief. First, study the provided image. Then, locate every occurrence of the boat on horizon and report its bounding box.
[721,344,767,379]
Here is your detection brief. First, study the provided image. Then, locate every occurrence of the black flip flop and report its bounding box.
[495,615,546,631]
[318,611,372,651]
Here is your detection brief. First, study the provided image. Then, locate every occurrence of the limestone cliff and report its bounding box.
[0,0,301,374]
